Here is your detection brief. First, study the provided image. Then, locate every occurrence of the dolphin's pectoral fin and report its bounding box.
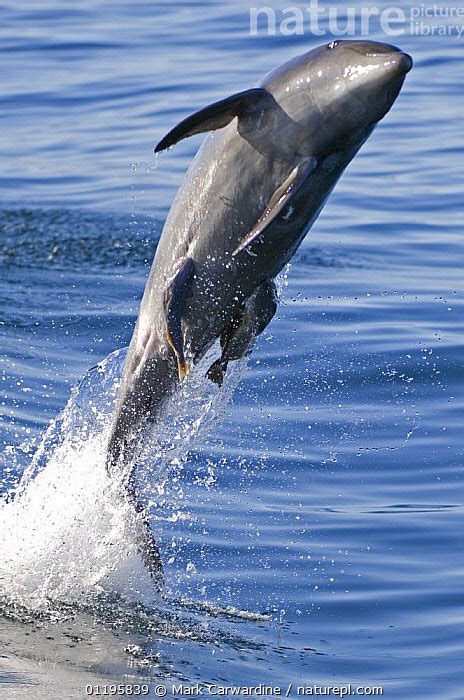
[155,88,275,153]
[232,157,317,257]
[206,279,277,386]
[164,257,195,381]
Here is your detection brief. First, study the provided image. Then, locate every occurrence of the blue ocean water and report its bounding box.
[0,2,463,698]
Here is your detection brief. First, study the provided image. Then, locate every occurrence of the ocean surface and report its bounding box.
[0,2,463,699]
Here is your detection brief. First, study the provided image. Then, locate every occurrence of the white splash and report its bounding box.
[0,345,245,612]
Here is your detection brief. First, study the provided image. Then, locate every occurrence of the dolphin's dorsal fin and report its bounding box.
[155,88,273,153]
[163,257,195,381]
[232,157,317,256]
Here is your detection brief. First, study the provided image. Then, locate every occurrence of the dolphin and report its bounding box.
[106,40,412,579]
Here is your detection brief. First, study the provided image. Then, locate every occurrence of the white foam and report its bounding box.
[0,430,156,610]
[0,346,246,612]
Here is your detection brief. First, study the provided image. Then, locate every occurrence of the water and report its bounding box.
[1,2,463,698]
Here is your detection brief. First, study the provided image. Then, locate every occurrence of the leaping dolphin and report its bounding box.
[106,40,412,580]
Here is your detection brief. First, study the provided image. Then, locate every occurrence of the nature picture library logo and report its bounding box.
[250,3,464,38]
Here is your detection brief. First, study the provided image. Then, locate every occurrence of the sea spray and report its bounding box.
[0,344,247,611]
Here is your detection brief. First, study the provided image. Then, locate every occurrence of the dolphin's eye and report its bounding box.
[327,41,339,50]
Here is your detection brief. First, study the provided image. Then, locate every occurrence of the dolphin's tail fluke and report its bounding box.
[106,348,178,586]
[131,485,164,588]
[106,418,165,588]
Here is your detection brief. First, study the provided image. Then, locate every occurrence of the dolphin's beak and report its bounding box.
[398,52,413,75]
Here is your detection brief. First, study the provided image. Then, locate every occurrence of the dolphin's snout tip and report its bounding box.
[399,52,413,74]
